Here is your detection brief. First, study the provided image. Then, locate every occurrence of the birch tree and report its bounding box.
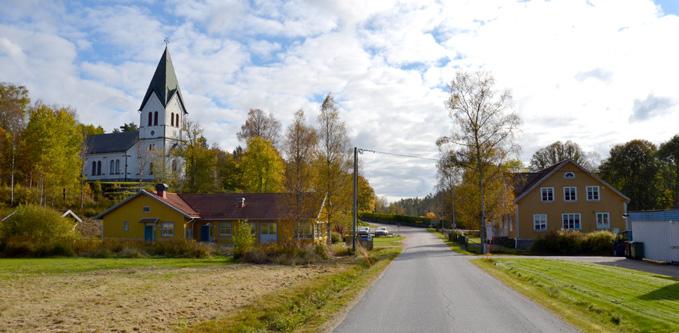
[439,71,520,254]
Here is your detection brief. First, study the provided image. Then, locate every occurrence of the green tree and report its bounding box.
[599,139,672,210]
[178,120,219,192]
[240,137,284,192]
[658,135,679,208]
[218,147,244,192]
[22,104,83,206]
[112,122,139,133]
[529,140,592,171]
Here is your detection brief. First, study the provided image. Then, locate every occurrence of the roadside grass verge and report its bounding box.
[0,257,232,277]
[187,236,404,333]
[474,258,679,332]
[430,230,476,255]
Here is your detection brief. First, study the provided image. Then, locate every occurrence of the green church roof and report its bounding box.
[138,47,187,113]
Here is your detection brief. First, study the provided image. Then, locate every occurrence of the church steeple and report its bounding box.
[138,47,187,113]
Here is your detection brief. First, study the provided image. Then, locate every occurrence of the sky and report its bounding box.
[2,0,679,201]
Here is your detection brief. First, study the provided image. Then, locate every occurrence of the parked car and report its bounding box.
[357,226,371,236]
[374,226,390,237]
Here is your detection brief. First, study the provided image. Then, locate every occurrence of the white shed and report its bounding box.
[629,210,679,263]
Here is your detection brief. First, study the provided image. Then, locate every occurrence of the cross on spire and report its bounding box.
[163,37,170,47]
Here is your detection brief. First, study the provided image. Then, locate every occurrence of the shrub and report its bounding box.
[531,230,615,255]
[233,222,255,258]
[330,231,343,243]
[330,243,350,256]
[240,242,332,265]
[0,205,79,257]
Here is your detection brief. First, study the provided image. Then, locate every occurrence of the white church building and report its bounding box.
[84,47,186,182]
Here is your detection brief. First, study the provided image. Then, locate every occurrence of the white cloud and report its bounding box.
[2,0,679,200]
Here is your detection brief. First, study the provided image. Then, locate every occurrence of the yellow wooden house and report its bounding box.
[95,184,328,244]
[510,160,630,248]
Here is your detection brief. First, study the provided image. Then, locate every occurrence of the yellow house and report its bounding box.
[510,160,630,249]
[96,184,328,244]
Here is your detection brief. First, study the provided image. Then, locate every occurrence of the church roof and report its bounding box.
[138,47,187,113]
[86,131,139,154]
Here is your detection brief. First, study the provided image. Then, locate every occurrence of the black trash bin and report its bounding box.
[630,242,644,259]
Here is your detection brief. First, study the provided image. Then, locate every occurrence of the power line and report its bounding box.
[358,148,439,161]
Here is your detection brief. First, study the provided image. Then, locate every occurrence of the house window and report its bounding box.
[123,221,129,232]
[295,222,314,239]
[160,222,174,237]
[248,222,257,236]
[564,171,575,179]
[563,187,577,201]
[143,206,150,213]
[562,213,581,230]
[533,214,547,231]
[586,186,600,201]
[219,222,233,238]
[540,187,554,202]
[149,143,155,151]
[110,160,115,175]
[596,212,610,229]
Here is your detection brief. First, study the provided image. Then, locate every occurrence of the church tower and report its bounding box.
[138,47,187,177]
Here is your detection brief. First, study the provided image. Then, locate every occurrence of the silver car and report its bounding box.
[374,226,389,237]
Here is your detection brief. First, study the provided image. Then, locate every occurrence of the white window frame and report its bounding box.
[586,186,600,201]
[563,186,577,202]
[143,206,150,213]
[219,222,233,238]
[533,214,548,231]
[561,213,581,230]
[160,222,175,237]
[596,212,610,230]
[540,187,554,202]
[564,171,576,179]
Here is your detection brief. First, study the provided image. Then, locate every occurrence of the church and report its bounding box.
[84,47,187,182]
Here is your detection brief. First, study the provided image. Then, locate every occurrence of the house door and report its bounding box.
[200,224,211,242]
[144,224,154,242]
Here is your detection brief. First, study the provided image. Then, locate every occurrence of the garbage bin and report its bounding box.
[624,241,633,258]
[358,234,373,250]
[630,242,644,259]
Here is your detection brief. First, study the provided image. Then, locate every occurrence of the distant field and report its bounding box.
[475,258,679,333]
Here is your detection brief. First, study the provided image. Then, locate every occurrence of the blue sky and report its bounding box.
[2,0,679,201]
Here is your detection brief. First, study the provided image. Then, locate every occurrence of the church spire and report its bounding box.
[138,46,187,113]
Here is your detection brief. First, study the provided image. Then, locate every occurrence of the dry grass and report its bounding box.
[0,262,343,332]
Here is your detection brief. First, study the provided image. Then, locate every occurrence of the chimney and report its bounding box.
[240,197,246,208]
[155,183,168,198]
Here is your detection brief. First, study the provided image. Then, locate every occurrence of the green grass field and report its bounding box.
[475,258,679,332]
[188,236,404,333]
[0,257,232,277]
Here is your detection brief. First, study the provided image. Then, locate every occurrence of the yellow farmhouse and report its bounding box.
[96,184,328,244]
[510,160,630,249]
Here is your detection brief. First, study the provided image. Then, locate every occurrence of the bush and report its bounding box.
[240,242,332,265]
[0,205,79,257]
[531,230,615,255]
[330,243,351,257]
[233,222,255,258]
[330,231,343,243]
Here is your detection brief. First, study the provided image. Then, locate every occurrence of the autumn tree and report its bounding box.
[599,139,672,210]
[316,93,350,243]
[22,104,83,206]
[240,137,285,192]
[218,147,244,192]
[0,83,30,205]
[529,140,593,171]
[658,135,679,208]
[439,71,520,254]
[178,120,220,192]
[237,108,281,145]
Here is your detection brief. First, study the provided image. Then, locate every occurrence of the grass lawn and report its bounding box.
[187,236,404,333]
[474,258,679,333]
[430,230,476,255]
[0,256,232,277]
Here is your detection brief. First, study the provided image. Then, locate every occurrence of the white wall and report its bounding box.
[632,221,679,263]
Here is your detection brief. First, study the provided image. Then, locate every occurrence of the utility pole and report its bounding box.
[352,147,358,253]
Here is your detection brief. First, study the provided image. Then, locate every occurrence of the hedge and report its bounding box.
[359,212,438,228]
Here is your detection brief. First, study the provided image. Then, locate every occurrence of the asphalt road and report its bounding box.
[333,226,577,333]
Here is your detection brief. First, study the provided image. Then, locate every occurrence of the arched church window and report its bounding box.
[91,161,96,176]
[110,160,115,175]
[97,161,102,175]
[171,159,177,172]
[154,111,158,126]
[149,163,154,175]
[148,112,152,126]
[171,113,174,127]
[176,113,180,127]
[115,159,120,174]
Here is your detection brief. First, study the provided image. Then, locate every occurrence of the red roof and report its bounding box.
[178,193,323,220]
[161,192,200,217]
